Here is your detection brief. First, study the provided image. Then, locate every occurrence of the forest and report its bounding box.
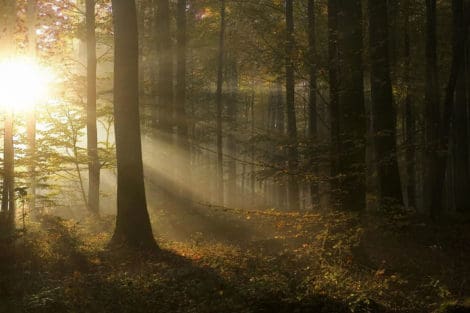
[0,0,469,312]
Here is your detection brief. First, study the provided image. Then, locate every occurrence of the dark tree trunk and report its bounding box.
[215,0,226,206]
[285,0,299,211]
[368,0,403,208]
[450,0,470,212]
[431,0,469,217]
[27,0,37,214]
[0,0,16,230]
[110,0,157,250]
[424,0,441,216]
[226,57,238,206]
[328,0,340,208]
[86,0,100,214]
[175,0,190,198]
[156,0,173,134]
[2,112,15,230]
[337,0,366,211]
[307,0,318,207]
[403,0,416,208]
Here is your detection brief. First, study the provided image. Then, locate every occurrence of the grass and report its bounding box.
[0,206,469,313]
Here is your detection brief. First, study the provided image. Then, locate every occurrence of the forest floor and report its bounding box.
[1,204,470,313]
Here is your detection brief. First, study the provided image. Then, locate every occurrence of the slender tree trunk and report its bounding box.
[175,0,190,199]
[328,0,340,209]
[226,57,238,206]
[110,0,156,249]
[2,112,15,230]
[156,0,173,134]
[368,0,403,208]
[0,0,16,229]
[337,0,366,211]
[403,0,416,208]
[27,0,37,214]
[285,0,299,211]
[307,0,318,207]
[450,0,470,212]
[250,88,256,204]
[424,0,441,216]
[86,0,100,214]
[215,0,226,205]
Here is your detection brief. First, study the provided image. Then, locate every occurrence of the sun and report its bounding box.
[0,57,54,112]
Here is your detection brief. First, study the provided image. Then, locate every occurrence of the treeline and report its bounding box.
[0,0,468,245]
[136,0,470,216]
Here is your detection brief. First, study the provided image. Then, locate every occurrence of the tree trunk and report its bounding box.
[328,0,340,209]
[86,0,100,214]
[403,0,416,208]
[0,0,16,230]
[307,0,318,207]
[110,0,157,249]
[368,0,403,208]
[431,0,469,218]
[27,0,37,214]
[424,0,441,216]
[175,0,190,199]
[2,112,15,230]
[285,0,299,211]
[337,0,366,211]
[156,0,173,134]
[226,57,238,206]
[450,0,470,212]
[215,0,226,206]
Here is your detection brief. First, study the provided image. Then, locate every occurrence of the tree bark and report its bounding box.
[155,0,173,134]
[27,0,37,214]
[368,0,403,208]
[431,0,469,218]
[175,0,190,199]
[328,0,340,209]
[0,0,16,230]
[336,0,366,211]
[226,57,238,206]
[307,0,318,207]
[424,0,441,216]
[450,0,470,212]
[110,0,156,249]
[215,0,226,206]
[285,0,299,211]
[403,0,416,208]
[86,0,100,214]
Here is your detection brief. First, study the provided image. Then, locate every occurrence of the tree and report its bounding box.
[86,0,100,214]
[336,0,366,211]
[307,0,318,206]
[175,0,190,199]
[155,0,173,134]
[26,0,38,215]
[368,0,403,208]
[432,0,469,217]
[450,0,470,212]
[424,0,440,216]
[0,0,16,230]
[402,0,415,208]
[215,0,226,206]
[110,0,156,249]
[328,0,340,209]
[285,0,299,210]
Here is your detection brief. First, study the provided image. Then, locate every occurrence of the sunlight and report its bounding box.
[0,57,54,111]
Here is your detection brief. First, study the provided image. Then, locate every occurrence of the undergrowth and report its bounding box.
[0,209,469,313]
